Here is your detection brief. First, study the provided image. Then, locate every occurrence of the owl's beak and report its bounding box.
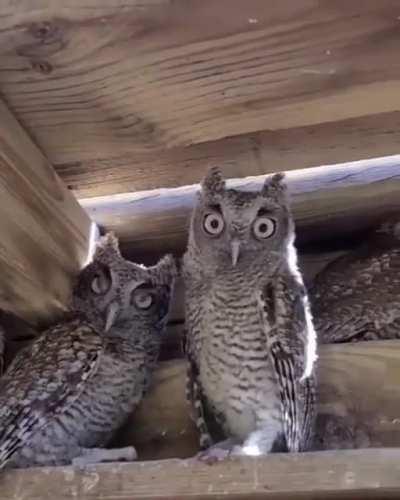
[105,301,119,332]
[231,239,240,267]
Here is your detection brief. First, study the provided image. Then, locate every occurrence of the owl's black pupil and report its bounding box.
[259,223,268,233]
[210,218,219,229]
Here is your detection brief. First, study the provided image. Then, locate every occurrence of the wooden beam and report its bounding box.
[57,112,400,198]
[1,1,400,171]
[80,156,400,264]
[3,449,400,499]
[113,340,400,461]
[0,99,95,325]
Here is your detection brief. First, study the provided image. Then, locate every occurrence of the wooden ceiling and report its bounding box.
[1,0,400,324]
[1,0,400,200]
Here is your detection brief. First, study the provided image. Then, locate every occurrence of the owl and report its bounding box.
[0,233,177,469]
[183,167,317,460]
[310,219,400,343]
[0,323,4,375]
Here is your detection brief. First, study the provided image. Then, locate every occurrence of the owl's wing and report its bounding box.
[0,320,103,467]
[259,276,316,452]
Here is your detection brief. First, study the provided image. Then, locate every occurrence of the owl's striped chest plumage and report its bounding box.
[188,276,282,441]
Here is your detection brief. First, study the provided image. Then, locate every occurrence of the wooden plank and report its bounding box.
[3,449,400,499]
[1,0,400,169]
[57,112,400,198]
[80,156,400,264]
[112,340,400,461]
[0,99,95,325]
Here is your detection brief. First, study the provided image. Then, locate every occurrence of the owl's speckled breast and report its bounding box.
[197,280,282,441]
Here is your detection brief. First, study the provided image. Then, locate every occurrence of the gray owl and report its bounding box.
[183,168,317,459]
[0,233,176,469]
[0,323,4,375]
[310,219,400,343]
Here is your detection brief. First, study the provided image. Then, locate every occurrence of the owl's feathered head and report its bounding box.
[187,167,295,274]
[72,232,177,336]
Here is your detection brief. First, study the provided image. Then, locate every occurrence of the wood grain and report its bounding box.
[0,0,400,173]
[80,156,400,264]
[57,112,400,198]
[0,99,95,325]
[113,340,400,461]
[3,450,400,499]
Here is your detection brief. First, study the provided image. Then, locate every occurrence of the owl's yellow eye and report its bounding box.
[203,212,224,236]
[133,289,154,310]
[253,217,276,239]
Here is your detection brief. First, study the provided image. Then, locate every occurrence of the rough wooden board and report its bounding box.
[80,157,400,264]
[0,99,95,324]
[114,341,400,461]
[3,449,400,500]
[57,112,400,198]
[1,0,400,168]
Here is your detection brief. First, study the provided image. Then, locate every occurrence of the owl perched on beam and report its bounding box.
[0,233,176,468]
[183,168,317,460]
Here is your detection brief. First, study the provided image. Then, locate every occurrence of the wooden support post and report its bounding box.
[0,100,96,325]
[81,156,400,263]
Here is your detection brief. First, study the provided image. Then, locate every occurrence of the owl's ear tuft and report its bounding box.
[93,232,121,263]
[261,172,287,200]
[201,166,225,198]
[151,254,178,286]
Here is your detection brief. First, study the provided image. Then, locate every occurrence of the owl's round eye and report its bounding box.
[253,217,276,239]
[133,289,154,310]
[203,212,224,236]
[91,269,111,294]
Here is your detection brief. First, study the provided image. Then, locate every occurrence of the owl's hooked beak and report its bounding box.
[231,239,240,267]
[105,301,119,332]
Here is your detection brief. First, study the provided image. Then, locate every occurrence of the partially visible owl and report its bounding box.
[310,219,400,343]
[183,167,317,459]
[0,323,4,375]
[0,233,177,469]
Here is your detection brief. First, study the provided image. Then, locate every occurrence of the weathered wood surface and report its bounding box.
[122,341,400,460]
[1,1,400,198]
[0,99,95,325]
[3,449,400,500]
[59,112,400,198]
[81,157,400,263]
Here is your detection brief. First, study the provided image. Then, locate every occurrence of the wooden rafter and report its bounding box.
[80,157,400,263]
[0,99,95,324]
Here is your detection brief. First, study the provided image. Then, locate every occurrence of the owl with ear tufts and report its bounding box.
[183,167,317,460]
[0,233,177,469]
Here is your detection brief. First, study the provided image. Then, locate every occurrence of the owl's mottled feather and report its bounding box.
[183,168,317,457]
[0,233,176,469]
[310,220,400,343]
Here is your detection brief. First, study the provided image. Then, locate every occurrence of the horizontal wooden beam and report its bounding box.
[1,1,400,177]
[80,156,400,264]
[0,99,95,324]
[114,340,400,461]
[57,111,400,198]
[3,449,400,499]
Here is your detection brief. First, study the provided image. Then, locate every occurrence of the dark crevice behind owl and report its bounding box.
[0,233,177,469]
[183,167,317,459]
[310,219,400,344]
